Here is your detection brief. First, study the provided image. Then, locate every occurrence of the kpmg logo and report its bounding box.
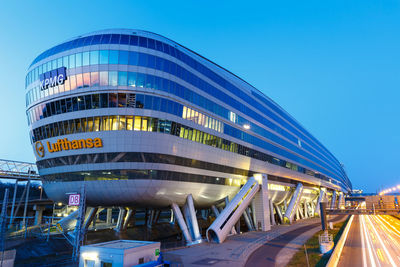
[39,67,67,90]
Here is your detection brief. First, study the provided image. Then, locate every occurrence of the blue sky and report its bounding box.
[0,0,399,192]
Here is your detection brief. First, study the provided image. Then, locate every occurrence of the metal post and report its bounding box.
[72,186,86,261]
[315,189,325,216]
[47,202,55,242]
[9,180,18,227]
[22,174,32,234]
[1,189,10,255]
[320,202,328,231]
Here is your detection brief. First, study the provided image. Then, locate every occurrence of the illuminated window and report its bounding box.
[134,116,141,131]
[141,117,148,131]
[126,116,133,131]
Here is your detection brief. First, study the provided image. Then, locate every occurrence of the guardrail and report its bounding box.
[326,209,400,215]
[326,215,354,267]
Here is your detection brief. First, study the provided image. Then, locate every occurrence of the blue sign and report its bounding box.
[39,67,67,90]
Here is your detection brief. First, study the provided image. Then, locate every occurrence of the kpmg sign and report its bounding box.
[39,67,67,90]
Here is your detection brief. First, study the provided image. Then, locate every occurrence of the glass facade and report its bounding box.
[26,30,351,191]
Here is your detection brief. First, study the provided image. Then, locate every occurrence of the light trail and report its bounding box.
[357,215,400,267]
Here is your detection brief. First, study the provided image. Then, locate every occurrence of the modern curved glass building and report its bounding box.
[25,29,351,208]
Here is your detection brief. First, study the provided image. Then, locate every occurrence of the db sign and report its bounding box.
[68,194,80,206]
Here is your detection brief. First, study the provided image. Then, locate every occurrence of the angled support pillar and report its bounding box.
[122,209,135,231]
[115,207,126,232]
[330,191,337,209]
[338,193,344,209]
[283,183,303,224]
[169,209,175,225]
[315,189,325,216]
[225,197,237,235]
[246,208,255,229]
[274,203,283,224]
[207,177,260,243]
[83,207,98,233]
[183,194,202,243]
[298,204,305,219]
[147,210,155,228]
[211,205,220,217]
[269,199,276,226]
[171,203,192,244]
[106,208,113,225]
[252,174,271,231]
[243,209,254,231]
[304,201,308,218]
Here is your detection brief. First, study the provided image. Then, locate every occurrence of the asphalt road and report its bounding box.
[245,216,345,267]
[338,215,400,267]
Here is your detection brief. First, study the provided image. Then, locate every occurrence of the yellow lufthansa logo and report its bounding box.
[35,141,45,157]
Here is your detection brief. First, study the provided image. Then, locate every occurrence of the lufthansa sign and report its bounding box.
[34,138,103,157]
[35,141,45,158]
[39,67,67,90]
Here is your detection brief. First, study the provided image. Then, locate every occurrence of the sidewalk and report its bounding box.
[163,217,329,266]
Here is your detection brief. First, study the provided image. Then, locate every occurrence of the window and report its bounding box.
[101,261,112,267]
[118,71,127,86]
[134,116,141,131]
[90,72,99,87]
[109,93,117,107]
[109,71,118,86]
[118,93,126,107]
[109,50,119,64]
[129,51,138,65]
[99,71,108,86]
[90,50,99,65]
[82,52,90,66]
[99,50,109,64]
[119,50,129,65]
[76,53,82,67]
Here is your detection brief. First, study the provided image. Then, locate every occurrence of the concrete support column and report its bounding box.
[83,207,98,232]
[274,203,283,224]
[211,205,220,217]
[106,208,113,225]
[147,210,155,228]
[283,183,303,224]
[338,193,344,209]
[171,203,192,244]
[33,205,45,225]
[122,209,135,231]
[315,189,325,216]
[225,197,237,235]
[330,191,337,209]
[243,209,254,231]
[252,174,271,231]
[269,199,276,226]
[298,205,305,219]
[115,207,126,232]
[304,201,308,218]
[183,194,202,243]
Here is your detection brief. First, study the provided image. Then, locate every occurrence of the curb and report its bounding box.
[326,215,354,267]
